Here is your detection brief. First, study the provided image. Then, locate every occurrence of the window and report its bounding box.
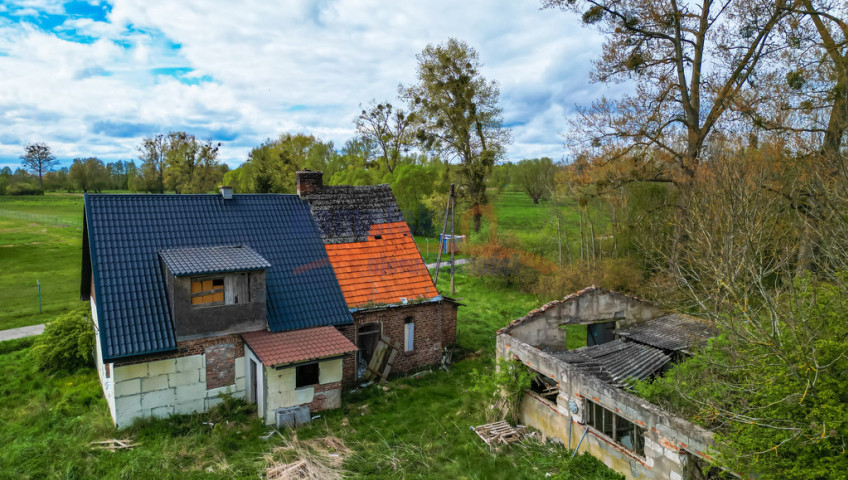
[190,273,250,307]
[191,277,225,306]
[404,317,414,352]
[296,362,319,388]
[585,400,645,456]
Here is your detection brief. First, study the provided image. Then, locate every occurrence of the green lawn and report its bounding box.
[0,273,621,479]
[0,195,86,330]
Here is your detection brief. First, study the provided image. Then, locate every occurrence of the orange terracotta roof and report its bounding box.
[324,221,439,308]
[242,326,357,366]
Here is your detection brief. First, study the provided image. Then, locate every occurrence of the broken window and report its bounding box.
[296,362,319,388]
[585,400,645,456]
[190,273,250,307]
[191,277,225,306]
[529,370,559,402]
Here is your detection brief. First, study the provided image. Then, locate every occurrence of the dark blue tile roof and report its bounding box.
[84,194,352,362]
[159,245,271,276]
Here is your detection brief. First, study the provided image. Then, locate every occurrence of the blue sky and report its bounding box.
[0,0,614,170]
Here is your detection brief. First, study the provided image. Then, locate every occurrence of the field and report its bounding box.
[0,194,86,330]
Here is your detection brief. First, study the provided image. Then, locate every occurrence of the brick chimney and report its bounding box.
[296,170,323,198]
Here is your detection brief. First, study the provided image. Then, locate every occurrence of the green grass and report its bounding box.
[0,273,621,479]
[0,207,86,330]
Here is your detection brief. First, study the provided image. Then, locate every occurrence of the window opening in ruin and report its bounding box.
[296,362,320,388]
[587,321,617,346]
[529,370,559,402]
[357,323,381,378]
[404,317,414,352]
[683,454,738,479]
[585,400,645,456]
[560,324,588,349]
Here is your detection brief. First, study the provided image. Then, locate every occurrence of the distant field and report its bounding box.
[0,194,86,330]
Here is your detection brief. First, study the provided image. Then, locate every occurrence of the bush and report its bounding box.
[470,357,534,423]
[6,182,42,195]
[29,307,95,373]
[532,257,644,300]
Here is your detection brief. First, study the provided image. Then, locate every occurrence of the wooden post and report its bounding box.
[450,183,456,295]
[433,184,453,288]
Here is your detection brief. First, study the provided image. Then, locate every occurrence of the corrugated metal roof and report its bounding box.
[159,245,271,276]
[242,326,357,366]
[84,194,352,362]
[616,314,716,351]
[305,184,405,243]
[549,339,671,386]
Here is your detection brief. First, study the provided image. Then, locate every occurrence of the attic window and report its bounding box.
[373,234,382,240]
[191,278,225,306]
[190,273,250,307]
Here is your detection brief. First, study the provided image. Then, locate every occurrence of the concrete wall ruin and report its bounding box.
[496,289,713,480]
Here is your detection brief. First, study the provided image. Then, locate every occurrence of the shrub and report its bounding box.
[6,182,42,195]
[470,357,534,423]
[29,307,95,373]
[532,257,644,300]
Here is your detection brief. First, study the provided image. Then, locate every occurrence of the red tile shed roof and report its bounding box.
[242,326,357,366]
[324,221,439,308]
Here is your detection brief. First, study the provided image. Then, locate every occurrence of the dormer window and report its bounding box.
[191,277,225,306]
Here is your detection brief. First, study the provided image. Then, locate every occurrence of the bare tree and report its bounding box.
[20,143,58,193]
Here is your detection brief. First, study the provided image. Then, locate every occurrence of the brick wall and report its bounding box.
[304,381,342,412]
[337,300,458,386]
[205,343,236,389]
[113,334,245,367]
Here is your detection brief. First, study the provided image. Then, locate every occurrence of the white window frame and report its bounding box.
[404,318,414,352]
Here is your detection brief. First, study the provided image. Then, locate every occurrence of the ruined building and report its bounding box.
[497,287,719,480]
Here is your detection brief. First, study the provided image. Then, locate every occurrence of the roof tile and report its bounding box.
[242,326,357,366]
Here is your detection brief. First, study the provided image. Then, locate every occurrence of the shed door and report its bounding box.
[587,321,616,346]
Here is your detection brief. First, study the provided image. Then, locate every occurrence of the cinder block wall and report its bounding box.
[261,357,343,423]
[499,333,713,480]
[109,336,247,428]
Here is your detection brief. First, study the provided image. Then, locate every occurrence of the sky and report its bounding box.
[0,0,613,171]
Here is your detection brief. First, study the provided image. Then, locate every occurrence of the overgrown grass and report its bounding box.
[0,273,620,479]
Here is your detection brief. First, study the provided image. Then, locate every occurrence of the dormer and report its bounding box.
[159,245,270,340]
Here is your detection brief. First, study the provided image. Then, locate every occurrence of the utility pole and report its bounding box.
[450,183,456,295]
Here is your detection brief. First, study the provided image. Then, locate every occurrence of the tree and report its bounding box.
[230,133,337,193]
[355,101,417,173]
[69,157,109,193]
[20,142,58,193]
[514,157,555,204]
[403,38,511,231]
[544,0,789,184]
[136,134,168,193]
[163,132,222,194]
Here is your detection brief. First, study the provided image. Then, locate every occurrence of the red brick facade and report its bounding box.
[113,334,246,367]
[337,300,458,386]
[305,381,342,412]
[205,342,236,389]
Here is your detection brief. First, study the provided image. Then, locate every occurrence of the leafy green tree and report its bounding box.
[514,157,555,204]
[136,134,168,193]
[69,157,109,192]
[163,132,222,194]
[233,133,339,193]
[403,38,511,231]
[20,142,58,193]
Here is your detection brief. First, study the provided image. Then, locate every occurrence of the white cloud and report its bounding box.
[0,0,621,169]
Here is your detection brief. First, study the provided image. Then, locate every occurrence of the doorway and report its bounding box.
[356,323,381,378]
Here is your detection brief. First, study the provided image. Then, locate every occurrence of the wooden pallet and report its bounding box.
[90,438,138,451]
[473,421,528,449]
[364,335,401,383]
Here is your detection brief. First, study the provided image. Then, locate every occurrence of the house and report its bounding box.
[296,171,459,384]
[81,175,456,428]
[496,286,719,480]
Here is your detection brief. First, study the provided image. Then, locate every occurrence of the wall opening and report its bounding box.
[528,368,558,403]
[585,399,645,456]
[587,321,616,346]
[296,362,319,388]
[357,322,381,378]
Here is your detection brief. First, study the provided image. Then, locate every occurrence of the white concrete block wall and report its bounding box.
[262,358,343,424]
[90,298,116,421]
[110,353,246,428]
